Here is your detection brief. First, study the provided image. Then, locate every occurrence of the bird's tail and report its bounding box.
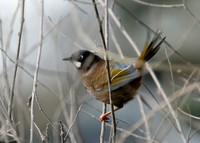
[135,32,166,69]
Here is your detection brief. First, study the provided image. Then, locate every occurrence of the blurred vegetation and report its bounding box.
[0,0,200,143]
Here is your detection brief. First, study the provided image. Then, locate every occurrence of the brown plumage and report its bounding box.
[63,33,165,121]
[81,60,141,106]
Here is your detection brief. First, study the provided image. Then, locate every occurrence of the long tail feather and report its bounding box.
[135,32,166,69]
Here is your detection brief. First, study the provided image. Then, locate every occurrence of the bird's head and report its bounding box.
[63,50,101,71]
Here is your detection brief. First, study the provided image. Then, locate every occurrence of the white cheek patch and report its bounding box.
[72,61,82,68]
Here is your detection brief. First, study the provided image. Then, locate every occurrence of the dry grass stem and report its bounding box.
[92,0,117,142]
[8,0,25,122]
[30,0,44,142]
[131,0,184,8]
[136,96,151,143]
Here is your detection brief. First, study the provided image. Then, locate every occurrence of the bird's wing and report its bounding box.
[95,59,141,92]
[111,64,141,90]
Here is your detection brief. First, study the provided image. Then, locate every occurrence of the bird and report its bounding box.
[63,33,165,122]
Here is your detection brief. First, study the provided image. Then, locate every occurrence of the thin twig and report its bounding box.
[34,91,64,140]
[183,0,200,25]
[8,0,25,122]
[136,96,151,143]
[115,1,199,71]
[185,106,192,143]
[59,121,65,143]
[34,123,47,142]
[5,1,20,51]
[130,0,184,8]
[81,109,159,143]
[45,123,50,143]
[176,69,197,109]
[0,47,57,99]
[52,22,81,142]
[4,1,25,142]
[146,64,187,143]
[106,3,140,55]
[109,24,124,58]
[1,1,20,105]
[0,122,20,136]
[142,83,179,132]
[105,0,116,142]
[0,17,10,109]
[34,93,60,134]
[118,82,199,143]
[64,105,83,141]
[30,0,44,142]
[189,128,200,141]
[84,101,150,136]
[164,46,175,92]
[100,104,106,143]
[178,107,200,120]
[92,0,116,142]
[152,111,173,142]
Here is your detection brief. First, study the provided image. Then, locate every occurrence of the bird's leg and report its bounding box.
[99,107,121,122]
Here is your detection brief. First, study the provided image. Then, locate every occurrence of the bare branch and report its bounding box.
[136,96,151,143]
[183,0,200,25]
[118,82,199,142]
[92,0,116,142]
[8,0,25,122]
[82,109,159,143]
[178,107,200,120]
[64,105,83,141]
[34,123,47,142]
[100,104,106,143]
[59,121,65,143]
[131,0,184,8]
[30,0,44,142]
[115,1,199,70]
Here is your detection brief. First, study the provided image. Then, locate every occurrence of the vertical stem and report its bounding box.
[30,0,44,142]
[92,0,116,142]
[100,104,106,143]
[92,0,107,141]
[8,0,25,122]
[136,96,151,143]
[104,0,116,142]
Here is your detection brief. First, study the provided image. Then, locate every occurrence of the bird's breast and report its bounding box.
[81,60,108,93]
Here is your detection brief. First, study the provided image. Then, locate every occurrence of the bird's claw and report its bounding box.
[99,114,110,122]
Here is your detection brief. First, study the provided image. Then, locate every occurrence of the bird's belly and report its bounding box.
[92,77,142,108]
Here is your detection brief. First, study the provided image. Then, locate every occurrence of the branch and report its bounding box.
[131,0,184,8]
[115,1,199,70]
[64,105,83,141]
[92,0,116,142]
[136,96,151,143]
[118,82,199,142]
[82,109,159,143]
[8,0,25,122]
[59,121,65,143]
[100,104,106,143]
[183,0,200,25]
[30,0,44,142]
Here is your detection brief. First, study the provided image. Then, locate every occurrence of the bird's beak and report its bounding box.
[62,57,71,61]
[63,57,71,61]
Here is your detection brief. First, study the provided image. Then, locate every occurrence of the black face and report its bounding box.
[71,50,91,64]
[65,50,101,71]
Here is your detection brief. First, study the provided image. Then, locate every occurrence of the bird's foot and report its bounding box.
[99,114,110,122]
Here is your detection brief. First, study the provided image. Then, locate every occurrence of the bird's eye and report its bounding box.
[78,55,84,61]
